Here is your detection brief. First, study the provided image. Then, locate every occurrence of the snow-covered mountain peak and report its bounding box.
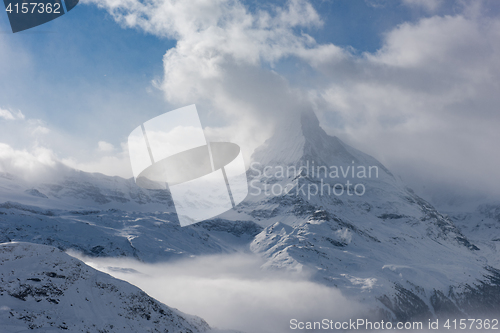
[237,110,407,227]
[250,111,306,167]
[251,110,393,179]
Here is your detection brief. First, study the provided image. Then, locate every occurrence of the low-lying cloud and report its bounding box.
[70,252,369,333]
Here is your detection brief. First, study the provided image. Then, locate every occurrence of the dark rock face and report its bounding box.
[455,267,500,316]
[378,285,433,322]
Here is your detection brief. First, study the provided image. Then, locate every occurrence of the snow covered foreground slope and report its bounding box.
[0,242,211,333]
[0,202,261,262]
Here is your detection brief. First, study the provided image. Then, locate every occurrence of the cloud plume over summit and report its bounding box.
[80,0,500,205]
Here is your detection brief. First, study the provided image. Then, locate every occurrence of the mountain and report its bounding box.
[447,203,500,268]
[231,110,411,227]
[0,201,261,262]
[0,163,261,262]
[0,168,175,212]
[237,110,500,320]
[1,110,500,322]
[0,242,211,332]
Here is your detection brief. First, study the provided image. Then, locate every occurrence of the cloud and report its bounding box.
[62,142,132,178]
[0,135,132,180]
[0,107,132,179]
[306,11,500,204]
[0,0,480,208]
[82,0,345,164]
[83,0,500,206]
[71,252,369,333]
[402,0,442,12]
[365,0,392,8]
[0,143,61,182]
[0,108,25,121]
[0,109,63,181]
[0,137,132,181]
[0,109,15,120]
[97,140,114,152]
[31,125,50,136]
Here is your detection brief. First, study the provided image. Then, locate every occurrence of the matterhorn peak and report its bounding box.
[250,109,393,181]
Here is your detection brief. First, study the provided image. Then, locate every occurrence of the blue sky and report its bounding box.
[1,0,500,206]
[0,4,171,143]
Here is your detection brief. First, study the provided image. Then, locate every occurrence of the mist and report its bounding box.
[69,252,370,333]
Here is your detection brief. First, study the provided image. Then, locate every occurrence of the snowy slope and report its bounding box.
[447,203,500,268]
[250,210,500,320]
[0,242,211,333]
[0,156,261,262]
[0,168,175,213]
[0,202,261,262]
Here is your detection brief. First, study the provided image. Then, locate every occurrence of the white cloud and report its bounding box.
[0,137,132,180]
[73,253,368,333]
[0,109,15,120]
[40,0,500,205]
[368,15,489,69]
[15,110,25,120]
[32,125,50,136]
[0,108,25,121]
[82,0,345,165]
[86,0,498,200]
[97,140,114,152]
[0,143,61,182]
[0,143,56,169]
[0,108,132,179]
[62,142,133,178]
[0,109,63,181]
[61,139,133,178]
[309,11,500,203]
